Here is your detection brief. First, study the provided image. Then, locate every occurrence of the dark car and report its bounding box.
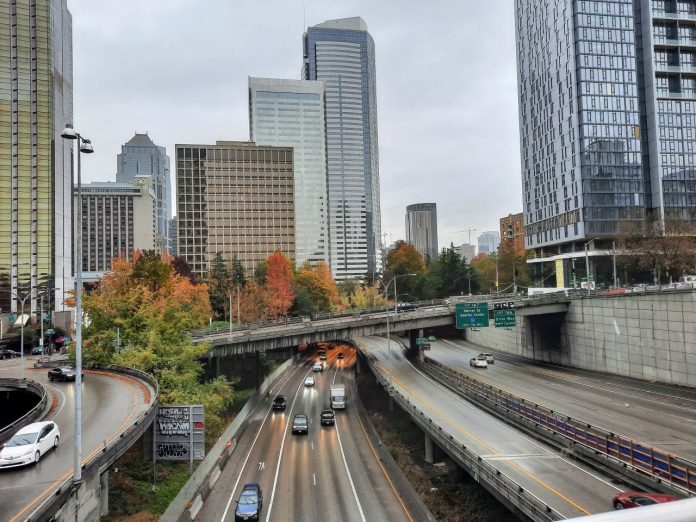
[397,302,418,312]
[0,349,20,360]
[612,491,679,509]
[292,414,308,435]
[320,409,335,426]
[235,483,262,521]
[48,367,82,382]
[272,395,286,411]
[337,352,344,360]
[30,347,44,356]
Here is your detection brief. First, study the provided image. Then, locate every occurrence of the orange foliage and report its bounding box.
[315,261,340,306]
[265,251,295,319]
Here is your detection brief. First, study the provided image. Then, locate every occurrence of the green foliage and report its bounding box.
[208,252,231,320]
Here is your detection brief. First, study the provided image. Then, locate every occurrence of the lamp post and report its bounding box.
[584,238,598,293]
[61,123,93,484]
[380,273,416,384]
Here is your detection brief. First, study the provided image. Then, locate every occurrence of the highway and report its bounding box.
[0,356,155,521]
[357,335,632,518]
[197,347,416,522]
[428,338,696,462]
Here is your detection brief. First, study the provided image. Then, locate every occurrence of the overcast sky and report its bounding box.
[71,0,521,252]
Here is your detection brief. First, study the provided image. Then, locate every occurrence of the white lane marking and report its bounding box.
[219,363,304,522]
[331,353,367,521]
[311,441,314,450]
[367,336,623,492]
[264,366,314,522]
[313,473,317,486]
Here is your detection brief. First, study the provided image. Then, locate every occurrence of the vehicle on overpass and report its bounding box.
[397,302,418,312]
[612,491,679,509]
[0,421,60,468]
[235,483,263,521]
[330,384,346,409]
[48,366,83,382]
[469,356,488,368]
[292,414,308,435]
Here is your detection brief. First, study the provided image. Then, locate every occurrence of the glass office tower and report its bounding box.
[0,0,73,314]
[249,77,329,267]
[405,203,439,261]
[303,17,382,280]
[116,133,171,252]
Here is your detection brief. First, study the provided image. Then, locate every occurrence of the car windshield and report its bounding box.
[295,417,307,425]
[239,491,258,505]
[7,432,38,446]
[322,412,333,417]
[274,397,284,402]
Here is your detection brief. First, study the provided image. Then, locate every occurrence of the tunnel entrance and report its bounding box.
[0,388,41,432]
[525,312,567,364]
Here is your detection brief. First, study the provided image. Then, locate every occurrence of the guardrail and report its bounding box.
[26,365,159,521]
[422,357,696,495]
[0,378,49,443]
[356,347,562,521]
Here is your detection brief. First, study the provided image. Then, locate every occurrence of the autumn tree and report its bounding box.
[171,255,196,283]
[239,281,268,323]
[265,251,295,319]
[384,241,427,301]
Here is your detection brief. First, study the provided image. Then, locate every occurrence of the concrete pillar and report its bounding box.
[388,396,395,413]
[424,432,434,464]
[100,470,109,517]
[215,356,221,378]
[255,351,261,389]
[356,355,362,374]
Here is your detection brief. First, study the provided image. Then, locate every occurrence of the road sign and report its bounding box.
[494,309,516,328]
[416,337,429,346]
[493,301,515,310]
[154,405,205,464]
[455,302,489,329]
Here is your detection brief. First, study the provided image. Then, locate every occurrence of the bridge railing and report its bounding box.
[0,378,48,443]
[422,356,696,495]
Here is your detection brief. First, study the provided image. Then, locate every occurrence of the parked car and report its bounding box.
[313,362,323,372]
[470,356,488,368]
[479,353,495,364]
[612,491,679,509]
[47,366,82,382]
[0,349,20,360]
[0,421,60,468]
[304,375,315,387]
[235,483,263,521]
[292,414,308,435]
[320,409,335,426]
[272,395,286,411]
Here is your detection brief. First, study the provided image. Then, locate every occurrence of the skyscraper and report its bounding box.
[116,133,171,252]
[0,0,73,314]
[477,231,500,255]
[405,203,439,261]
[303,17,382,280]
[515,0,696,283]
[249,77,329,267]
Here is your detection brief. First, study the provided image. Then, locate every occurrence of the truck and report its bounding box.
[329,384,346,409]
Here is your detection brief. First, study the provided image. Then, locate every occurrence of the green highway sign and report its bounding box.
[416,337,429,346]
[455,302,489,329]
[494,309,517,328]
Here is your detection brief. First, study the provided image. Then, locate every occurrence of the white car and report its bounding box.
[0,421,60,468]
[479,353,495,364]
[313,362,323,372]
[470,356,488,368]
[304,376,316,387]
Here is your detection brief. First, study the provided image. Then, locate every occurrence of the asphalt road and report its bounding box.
[428,338,696,462]
[197,347,413,522]
[0,356,154,521]
[357,335,631,519]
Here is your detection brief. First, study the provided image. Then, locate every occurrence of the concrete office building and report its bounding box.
[477,231,500,255]
[74,176,157,280]
[515,0,696,286]
[303,17,382,280]
[500,212,525,255]
[0,0,73,314]
[456,243,477,262]
[405,203,439,261]
[116,133,171,252]
[249,77,329,267]
[176,141,294,277]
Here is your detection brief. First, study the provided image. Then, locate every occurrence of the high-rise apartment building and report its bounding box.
[249,77,329,267]
[75,176,156,279]
[116,133,171,252]
[477,231,500,255]
[516,0,696,284]
[456,243,477,262]
[176,141,294,277]
[405,203,439,261]
[303,17,382,280]
[500,212,525,255]
[0,0,73,314]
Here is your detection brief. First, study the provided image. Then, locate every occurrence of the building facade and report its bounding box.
[0,0,73,314]
[516,0,696,285]
[303,17,382,280]
[477,231,500,255]
[456,243,477,262]
[405,203,439,261]
[249,77,329,267]
[116,133,171,252]
[74,176,157,278]
[500,212,525,255]
[176,141,294,277]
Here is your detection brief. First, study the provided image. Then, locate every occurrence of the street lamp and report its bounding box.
[380,273,416,382]
[61,123,93,485]
[584,238,599,292]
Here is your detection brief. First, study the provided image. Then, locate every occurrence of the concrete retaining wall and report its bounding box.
[466,291,696,387]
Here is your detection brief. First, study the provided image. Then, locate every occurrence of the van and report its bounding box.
[678,275,696,288]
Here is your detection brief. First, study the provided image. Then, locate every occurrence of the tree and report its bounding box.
[208,253,231,320]
[265,251,295,318]
[385,241,427,300]
[171,256,196,283]
[470,253,498,293]
[293,266,329,315]
[316,261,340,308]
[239,281,268,323]
[427,244,476,297]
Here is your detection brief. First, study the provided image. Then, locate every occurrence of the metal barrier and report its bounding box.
[0,378,48,443]
[422,357,696,495]
[356,347,562,522]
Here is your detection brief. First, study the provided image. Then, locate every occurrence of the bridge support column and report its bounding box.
[424,432,434,464]
[356,355,362,374]
[255,351,261,389]
[214,356,221,378]
[100,470,109,516]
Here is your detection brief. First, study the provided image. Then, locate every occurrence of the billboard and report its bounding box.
[154,405,205,462]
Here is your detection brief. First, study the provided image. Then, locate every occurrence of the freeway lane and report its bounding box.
[430,339,696,462]
[0,356,154,521]
[198,347,412,522]
[357,335,630,518]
